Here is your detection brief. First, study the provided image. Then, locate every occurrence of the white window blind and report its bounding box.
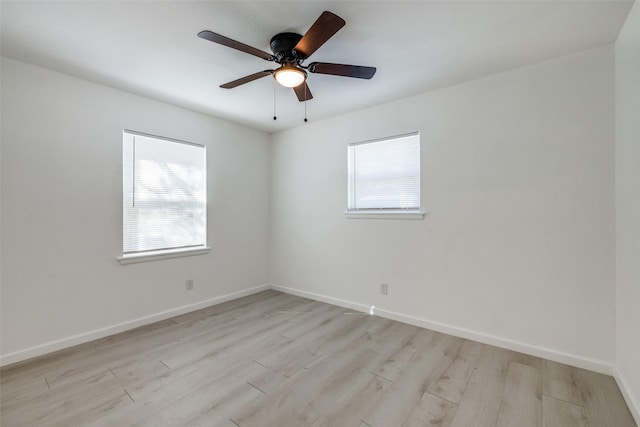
[123,131,206,254]
[348,133,420,212]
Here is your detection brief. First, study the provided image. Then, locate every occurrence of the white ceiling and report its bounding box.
[1,1,633,133]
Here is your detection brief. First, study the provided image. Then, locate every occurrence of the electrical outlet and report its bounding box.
[380,283,389,295]
[186,279,194,291]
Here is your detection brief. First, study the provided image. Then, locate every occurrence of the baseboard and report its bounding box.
[0,284,270,367]
[269,284,372,313]
[269,284,615,375]
[2,282,618,378]
[614,366,640,425]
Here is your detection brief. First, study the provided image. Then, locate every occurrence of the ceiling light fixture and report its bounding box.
[274,64,306,88]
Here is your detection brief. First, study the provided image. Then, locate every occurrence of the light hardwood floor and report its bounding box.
[1,290,636,426]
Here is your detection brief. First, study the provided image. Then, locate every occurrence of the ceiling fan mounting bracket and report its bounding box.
[270,32,303,63]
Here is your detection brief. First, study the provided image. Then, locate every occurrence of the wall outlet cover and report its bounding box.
[380,283,389,295]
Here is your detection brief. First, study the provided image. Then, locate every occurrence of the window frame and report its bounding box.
[118,130,210,264]
[345,132,424,220]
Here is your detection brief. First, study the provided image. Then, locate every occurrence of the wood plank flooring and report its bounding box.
[1,290,636,426]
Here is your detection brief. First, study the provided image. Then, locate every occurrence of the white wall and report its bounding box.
[269,46,616,371]
[0,58,270,364]
[615,1,640,422]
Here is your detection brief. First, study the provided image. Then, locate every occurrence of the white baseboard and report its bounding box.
[0,284,270,367]
[269,284,615,375]
[614,366,640,425]
[1,282,619,379]
[269,284,372,313]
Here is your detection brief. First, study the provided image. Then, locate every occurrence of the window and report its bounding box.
[120,131,207,263]
[347,132,421,217]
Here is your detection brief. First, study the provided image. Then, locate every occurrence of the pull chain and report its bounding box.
[304,84,308,123]
[273,79,277,120]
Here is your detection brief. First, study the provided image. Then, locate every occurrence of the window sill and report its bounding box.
[344,211,426,220]
[118,246,211,265]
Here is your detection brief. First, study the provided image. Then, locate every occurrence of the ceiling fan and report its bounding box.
[198,11,376,102]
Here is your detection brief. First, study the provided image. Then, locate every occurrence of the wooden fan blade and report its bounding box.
[198,30,275,61]
[293,81,313,102]
[308,62,376,79]
[293,11,345,59]
[220,70,273,89]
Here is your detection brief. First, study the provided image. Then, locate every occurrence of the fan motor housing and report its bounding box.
[270,32,303,62]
